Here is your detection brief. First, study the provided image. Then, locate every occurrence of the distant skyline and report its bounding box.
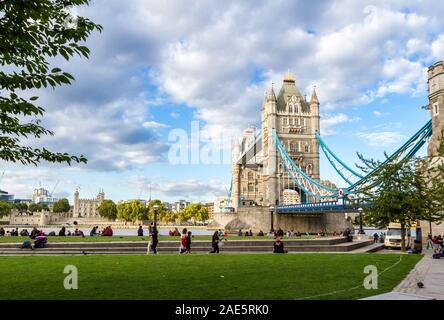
[1,0,444,204]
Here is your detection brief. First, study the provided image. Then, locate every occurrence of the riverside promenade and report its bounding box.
[363,250,444,300]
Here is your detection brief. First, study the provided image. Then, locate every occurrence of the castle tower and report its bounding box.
[428,61,444,156]
[97,188,105,201]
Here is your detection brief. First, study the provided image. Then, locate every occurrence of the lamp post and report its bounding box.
[153,204,159,228]
[269,206,275,234]
[358,207,365,235]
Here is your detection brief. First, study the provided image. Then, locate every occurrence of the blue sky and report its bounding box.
[2,0,444,204]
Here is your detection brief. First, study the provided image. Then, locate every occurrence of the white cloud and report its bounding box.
[432,35,444,60]
[142,121,170,129]
[127,175,226,202]
[321,113,360,136]
[377,58,427,96]
[373,111,382,117]
[356,131,406,147]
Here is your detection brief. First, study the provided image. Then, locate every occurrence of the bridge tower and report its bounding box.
[230,72,321,209]
[261,83,279,206]
[428,60,444,156]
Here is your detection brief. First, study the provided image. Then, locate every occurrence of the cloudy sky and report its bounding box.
[2,0,444,203]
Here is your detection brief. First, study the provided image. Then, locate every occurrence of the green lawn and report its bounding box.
[0,254,421,300]
[0,235,314,243]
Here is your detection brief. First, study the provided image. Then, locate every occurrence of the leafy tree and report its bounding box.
[28,203,42,213]
[182,203,209,222]
[357,149,441,251]
[0,0,102,165]
[0,201,12,217]
[13,202,28,213]
[117,200,147,223]
[52,198,70,213]
[98,199,117,221]
[147,199,169,222]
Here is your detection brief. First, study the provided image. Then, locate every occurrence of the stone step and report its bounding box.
[0,240,373,255]
[0,237,348,249]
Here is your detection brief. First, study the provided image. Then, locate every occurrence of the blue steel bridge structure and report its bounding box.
[229,119,433,215]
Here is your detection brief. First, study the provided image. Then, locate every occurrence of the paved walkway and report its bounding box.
[364,250,444,300]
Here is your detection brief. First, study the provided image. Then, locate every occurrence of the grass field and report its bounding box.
[0,235,314,243]
[0,254,421,300]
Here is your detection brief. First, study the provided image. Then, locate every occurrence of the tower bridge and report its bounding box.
[217,61,444,233]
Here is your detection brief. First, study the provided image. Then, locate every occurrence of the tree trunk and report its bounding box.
[401,222,406,252]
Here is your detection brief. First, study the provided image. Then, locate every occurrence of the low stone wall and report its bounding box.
[213,207,353,233]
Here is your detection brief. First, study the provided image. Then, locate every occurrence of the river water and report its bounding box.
[2,227,214,237]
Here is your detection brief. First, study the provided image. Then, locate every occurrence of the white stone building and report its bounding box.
[72,189,105,218]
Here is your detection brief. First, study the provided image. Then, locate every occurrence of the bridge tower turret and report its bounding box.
[261,84,279,206]
[310,86,321,180]
[428,61,444,156]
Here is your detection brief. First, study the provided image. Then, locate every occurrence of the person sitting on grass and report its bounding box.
[59,227,66,236]
[20,229,29,237]
[102,226,113,236]
[238,229,243,236]
[137,225,144,237]
[21,240,33,250]
[90,226,98,237]
[273,237,287,254]
[30,227,39,239]
[257,230,264,236]
[34,235,48,249]
[433,246,442,259]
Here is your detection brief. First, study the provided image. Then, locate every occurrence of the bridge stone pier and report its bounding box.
[420,60,444,239]
[212,207,353,234]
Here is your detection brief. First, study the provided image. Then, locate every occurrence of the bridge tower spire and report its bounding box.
[428,61,444,156]
[262,82,279,206]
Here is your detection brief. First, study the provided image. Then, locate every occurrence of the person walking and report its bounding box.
[186,231,192,254]
[210,230,220,253]
[373,232,379,243]
[148,227,159,254]
[180,231,187,254]
[426,233,434,250]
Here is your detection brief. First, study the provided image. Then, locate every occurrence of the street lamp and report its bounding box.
[358,207,365,235]
[153,204,159,227]
[269,206,275,234]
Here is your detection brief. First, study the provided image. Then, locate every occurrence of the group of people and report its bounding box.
[237,229,254,237]
[0,227,30,237]
[427,234,444,259]
[372,232,386,243]
[147,226,194,254]
[168,228,181,236]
